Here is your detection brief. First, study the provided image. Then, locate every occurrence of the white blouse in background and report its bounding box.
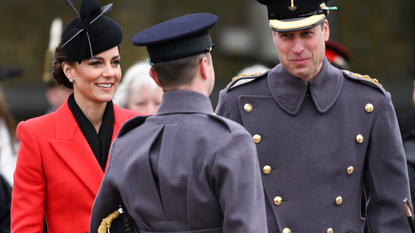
[0,118,18,186]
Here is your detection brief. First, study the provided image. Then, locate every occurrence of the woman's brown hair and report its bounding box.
[52,42,76,89]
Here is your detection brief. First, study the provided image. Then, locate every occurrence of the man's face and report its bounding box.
[272,20,330,82]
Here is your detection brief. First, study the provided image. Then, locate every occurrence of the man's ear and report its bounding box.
[149,67,162,87]
[272,31,278,45]
[323,20,330,42]
[199,56,209,80]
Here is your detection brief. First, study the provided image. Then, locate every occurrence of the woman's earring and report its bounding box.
[69,78,73,83]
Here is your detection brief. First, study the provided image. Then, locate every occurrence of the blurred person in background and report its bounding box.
[0,67,20,187]
[44,81,73,114]
[325,39,351,70]
[112,61,163,115]
[10,0,141,232]
[0,65,21,233]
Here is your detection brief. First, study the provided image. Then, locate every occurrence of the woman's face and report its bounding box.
[127,85,163,115]
[67,46,121,104]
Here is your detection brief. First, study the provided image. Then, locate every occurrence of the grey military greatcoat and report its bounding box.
[90,90,268,233]
[215,58,412,233]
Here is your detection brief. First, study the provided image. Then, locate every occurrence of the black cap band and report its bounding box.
[147,34,213,63]
[132,13,218,64]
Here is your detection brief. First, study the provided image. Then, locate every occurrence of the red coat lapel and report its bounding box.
[49,103,103,196]
[48,103,133,196]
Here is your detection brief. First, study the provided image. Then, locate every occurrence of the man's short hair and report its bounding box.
[152,52,210,89]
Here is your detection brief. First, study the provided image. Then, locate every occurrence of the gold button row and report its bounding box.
[244,103,374,113]
[273,196,343,206]
[263,165,353,176]
[254,133,364,144]
[283,227,333,232]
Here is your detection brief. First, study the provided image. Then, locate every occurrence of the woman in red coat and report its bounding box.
[10,0,142,232]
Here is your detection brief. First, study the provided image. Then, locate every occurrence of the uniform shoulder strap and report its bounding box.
[206,113,232,132]
[342,70,386,94]
[118,116,150,137]
[224,70,268,92]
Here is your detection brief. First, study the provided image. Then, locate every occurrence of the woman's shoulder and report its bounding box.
[19,112,56,127]
[16,111,59,139]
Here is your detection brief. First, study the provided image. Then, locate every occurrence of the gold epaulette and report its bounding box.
[342,70,386,92]
[224,70,268,91]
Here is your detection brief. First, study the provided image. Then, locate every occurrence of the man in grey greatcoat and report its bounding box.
[215,0,412,232]
[90,13,268,233]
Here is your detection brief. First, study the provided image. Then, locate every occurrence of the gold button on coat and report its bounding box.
[336,196,343,205]
[244,103,253,112]
[263,165,272,174]
[274,196,282,205]
[327,228,333,233]
[347,166,354,175]
[365,103,374,113]
[356,134,364,144]
[253,134,261,144]
[283,227,291,233]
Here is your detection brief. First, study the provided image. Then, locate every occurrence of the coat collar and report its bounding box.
[156,90,214,116]
[268,58,343,115]
[49,100,130,196]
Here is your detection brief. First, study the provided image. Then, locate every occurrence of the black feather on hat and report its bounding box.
[61,0,122,64]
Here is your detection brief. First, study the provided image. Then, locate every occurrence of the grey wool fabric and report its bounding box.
[90,90,268,233]
[215,58,412,233]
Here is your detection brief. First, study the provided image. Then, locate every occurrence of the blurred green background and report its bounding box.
[0,0,414,121]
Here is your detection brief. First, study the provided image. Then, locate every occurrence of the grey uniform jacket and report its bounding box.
[90,90,268,233]
[215,58,412,233]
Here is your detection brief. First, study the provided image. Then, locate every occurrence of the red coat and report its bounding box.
[11,101,140,233]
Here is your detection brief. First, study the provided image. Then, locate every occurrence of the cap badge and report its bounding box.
[289,0,297,11]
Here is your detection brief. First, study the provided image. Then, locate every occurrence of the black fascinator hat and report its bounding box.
[61,0,122,64]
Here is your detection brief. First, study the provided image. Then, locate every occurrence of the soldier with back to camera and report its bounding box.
[90,13,268,233]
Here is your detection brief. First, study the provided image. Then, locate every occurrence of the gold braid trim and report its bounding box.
[97,210,120,233]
